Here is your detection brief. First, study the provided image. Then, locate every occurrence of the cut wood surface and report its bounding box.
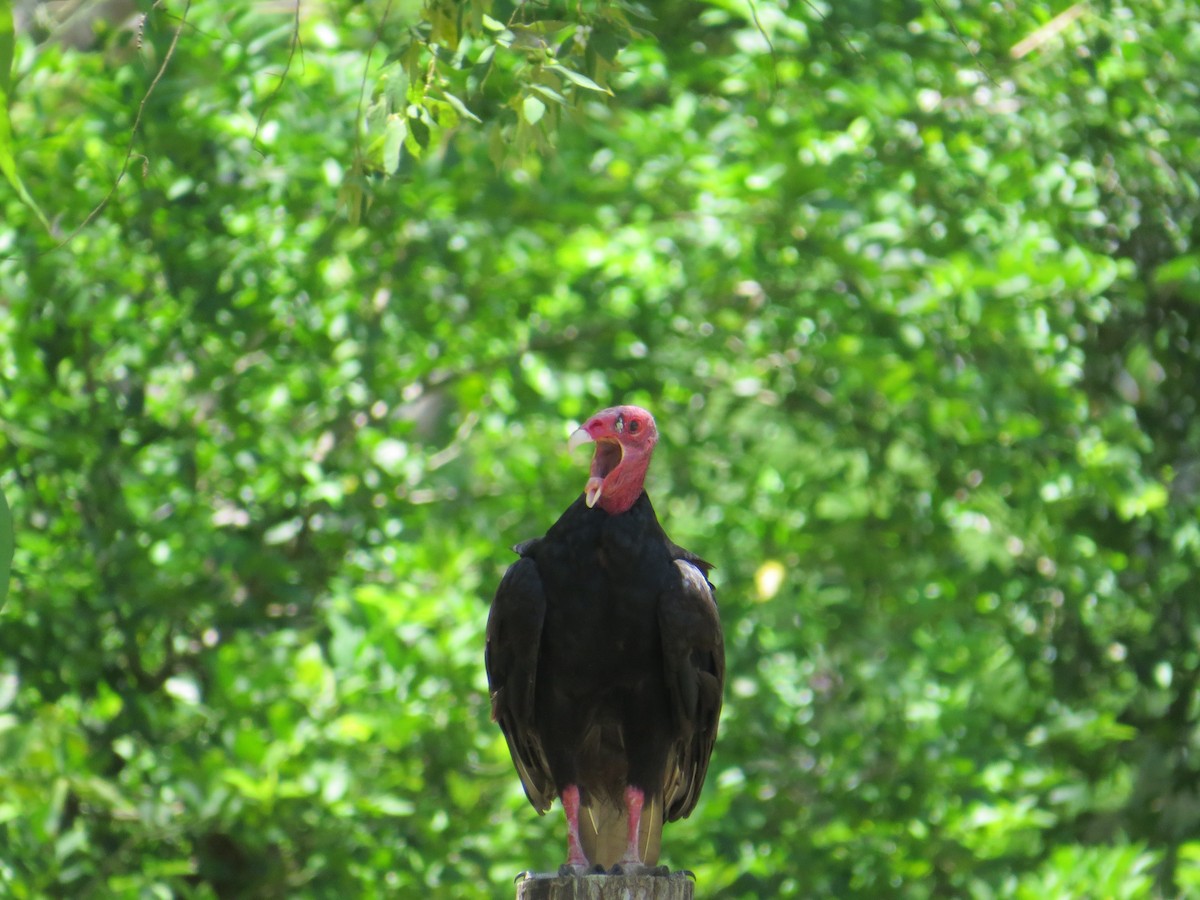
[515,872,695,900]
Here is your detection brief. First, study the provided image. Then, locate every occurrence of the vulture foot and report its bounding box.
[557,863,600,877]
[608,863,670,877]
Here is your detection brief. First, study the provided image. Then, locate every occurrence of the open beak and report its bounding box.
[568,425,623,508]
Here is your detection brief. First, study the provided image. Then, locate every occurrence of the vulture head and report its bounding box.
[568,405,659,515]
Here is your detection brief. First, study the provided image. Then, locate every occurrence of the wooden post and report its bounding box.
[516,872,695,900]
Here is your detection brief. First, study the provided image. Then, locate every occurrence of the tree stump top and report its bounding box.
[515,872,695,900]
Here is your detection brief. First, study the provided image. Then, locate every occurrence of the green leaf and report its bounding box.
[522,95,546,125]
[0,0,12,97]
[407,114,430,152]
[1154,253,1200,300]
[383,115,406,175]
[0,1,50,232]
[530,83,568,106]
[440,90,482,124]
[1154,253,1199,283]
[164,675,201,705]
[545,63,612,95]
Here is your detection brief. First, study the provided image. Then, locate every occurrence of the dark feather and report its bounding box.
[659,559,725,821]
[485,558,554,812]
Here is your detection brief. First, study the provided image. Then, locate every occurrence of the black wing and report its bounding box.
[658,558,725,821]
[485,555,555,812]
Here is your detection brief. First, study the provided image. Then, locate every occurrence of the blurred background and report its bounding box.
[1,0,1198,896]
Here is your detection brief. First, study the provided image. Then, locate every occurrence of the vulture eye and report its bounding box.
[628,419,640,434]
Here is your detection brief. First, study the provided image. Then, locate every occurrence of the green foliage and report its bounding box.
[0,482,10,608]
[1,0,1199,897]
[0,0,50,230]
[350,0,638,214]
[1001,843,1159,900]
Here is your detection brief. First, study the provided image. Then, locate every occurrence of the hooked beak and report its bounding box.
[567,426,594,452]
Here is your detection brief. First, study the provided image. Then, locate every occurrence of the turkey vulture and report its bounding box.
[485,405,725,873]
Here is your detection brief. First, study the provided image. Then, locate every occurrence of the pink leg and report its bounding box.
[618,786,645,865]
[561,784,589,868]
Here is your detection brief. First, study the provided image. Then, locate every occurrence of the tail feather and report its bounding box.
[578,792,664,868]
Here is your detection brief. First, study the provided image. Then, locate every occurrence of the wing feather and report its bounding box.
[485,556,555,812]
[658,558,725,821]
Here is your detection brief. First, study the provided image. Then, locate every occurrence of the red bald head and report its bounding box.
[567,405,659,515]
